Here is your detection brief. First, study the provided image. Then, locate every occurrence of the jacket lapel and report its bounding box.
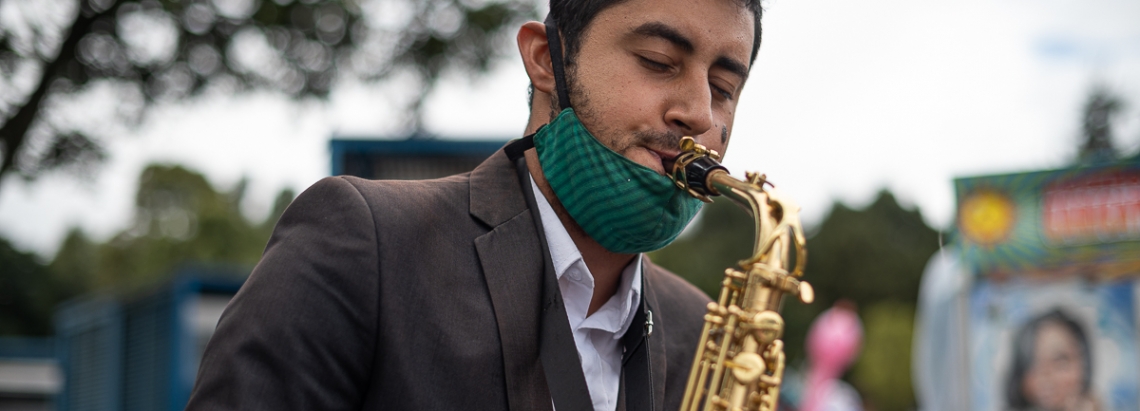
[470,147,551,411]
[468,146,668,410]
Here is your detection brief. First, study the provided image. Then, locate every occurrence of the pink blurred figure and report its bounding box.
[802,301,863,411]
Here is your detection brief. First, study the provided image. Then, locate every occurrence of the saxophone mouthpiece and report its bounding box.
[671,137,728,200]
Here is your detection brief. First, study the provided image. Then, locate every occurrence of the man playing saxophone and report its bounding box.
[186,0,765,409]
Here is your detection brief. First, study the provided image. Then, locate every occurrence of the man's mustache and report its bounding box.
[635,130,684,153]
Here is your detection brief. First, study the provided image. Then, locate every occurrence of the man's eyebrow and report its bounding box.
[631,22,750,80]
[631,22,693,54]
[714,56,749,80]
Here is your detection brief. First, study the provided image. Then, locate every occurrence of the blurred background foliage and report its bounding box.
[0,0,1135,409]
[0,0,537,186]
[1078,87,1127,165]
[652,190,942,411]
[2,85,1128,408]
[0,163,292,336]
[0,238,73,336]
[649,86,1132,411]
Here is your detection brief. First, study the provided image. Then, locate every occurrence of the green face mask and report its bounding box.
[534,108,704,254]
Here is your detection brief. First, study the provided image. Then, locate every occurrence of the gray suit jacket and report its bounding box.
[185,146,712,411]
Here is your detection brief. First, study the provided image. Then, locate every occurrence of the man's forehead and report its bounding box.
[601,0,754,64]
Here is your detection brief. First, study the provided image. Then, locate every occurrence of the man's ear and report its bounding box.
[517,21,557,96]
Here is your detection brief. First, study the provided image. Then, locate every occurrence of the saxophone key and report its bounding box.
[727,352,765,383]
[798,281,815,304]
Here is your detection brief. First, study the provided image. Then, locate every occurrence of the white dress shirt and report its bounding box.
[530,176,643,411]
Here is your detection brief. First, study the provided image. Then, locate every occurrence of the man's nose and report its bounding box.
[663,78,714,138]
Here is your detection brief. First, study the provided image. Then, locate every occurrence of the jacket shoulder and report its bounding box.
[337,172,471,208]
[643,259,711,342]
[644,259,712,314]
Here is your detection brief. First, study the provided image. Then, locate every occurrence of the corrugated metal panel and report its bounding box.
[328,138,507,179]
[55,298,122,411]
[350,154,488,180]
[168,278,240,411]
[122,291,172,411]
[0,337,55,359]
[53,270,246,411]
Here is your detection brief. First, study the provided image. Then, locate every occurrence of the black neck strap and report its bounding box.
[511,137,593,411]
[544,14,573,111]
[505,134,535,162]
[506,135,654,411]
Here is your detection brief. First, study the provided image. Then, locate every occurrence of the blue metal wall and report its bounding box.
[122,290,172,411]
[0,336,60,410]
[329,137,507,179]
[55,297,123,411]
[54,271,243,411]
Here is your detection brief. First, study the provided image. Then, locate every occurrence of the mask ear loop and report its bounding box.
[544,14,573,111]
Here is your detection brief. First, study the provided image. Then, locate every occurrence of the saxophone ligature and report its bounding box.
[670,137,814,411]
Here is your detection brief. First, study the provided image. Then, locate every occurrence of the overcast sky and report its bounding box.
[3,0,1139,259]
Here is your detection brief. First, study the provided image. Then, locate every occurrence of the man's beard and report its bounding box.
[555,66,683,170]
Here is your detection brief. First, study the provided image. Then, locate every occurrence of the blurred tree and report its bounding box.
[0,164,293,337]
[93,164,262,287]
[0,0,536,188]
[46,228,98,296]
[261,185,295,236]
[650,197,755,298]
[850,301,916,411]
[51,164,294,291]
[794,191,938,309]
[0,237,84,336]
[787,191,938,411]
[1077,87,1124,164]
[652,189,940,411]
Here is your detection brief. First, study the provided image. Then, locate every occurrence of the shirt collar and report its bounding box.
[530,174,643,338]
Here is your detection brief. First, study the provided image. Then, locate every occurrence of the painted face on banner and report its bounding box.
[1021,321,1088,411]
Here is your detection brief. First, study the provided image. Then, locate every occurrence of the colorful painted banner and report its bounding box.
[955,159,1140,278]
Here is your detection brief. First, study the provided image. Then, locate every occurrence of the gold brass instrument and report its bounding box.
[669,137,813,411]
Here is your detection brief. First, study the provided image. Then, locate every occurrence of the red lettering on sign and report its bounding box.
[1042,171,1140,244]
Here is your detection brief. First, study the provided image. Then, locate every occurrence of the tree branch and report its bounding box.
[0,2,107,182]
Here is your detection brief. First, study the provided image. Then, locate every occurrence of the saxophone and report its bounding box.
[669,137,814,411]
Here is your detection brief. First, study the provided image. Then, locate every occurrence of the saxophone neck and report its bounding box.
[673,136,813,411]
[670,136,810,284]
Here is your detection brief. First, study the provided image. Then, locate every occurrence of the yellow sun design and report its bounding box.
[959,191,1016,246]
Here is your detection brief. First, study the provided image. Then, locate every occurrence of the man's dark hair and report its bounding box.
[549,0,764,68]
[1005,309,1093,410]
[529,0,764,109]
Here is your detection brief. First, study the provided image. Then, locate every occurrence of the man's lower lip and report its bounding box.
[647,150,667,174]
